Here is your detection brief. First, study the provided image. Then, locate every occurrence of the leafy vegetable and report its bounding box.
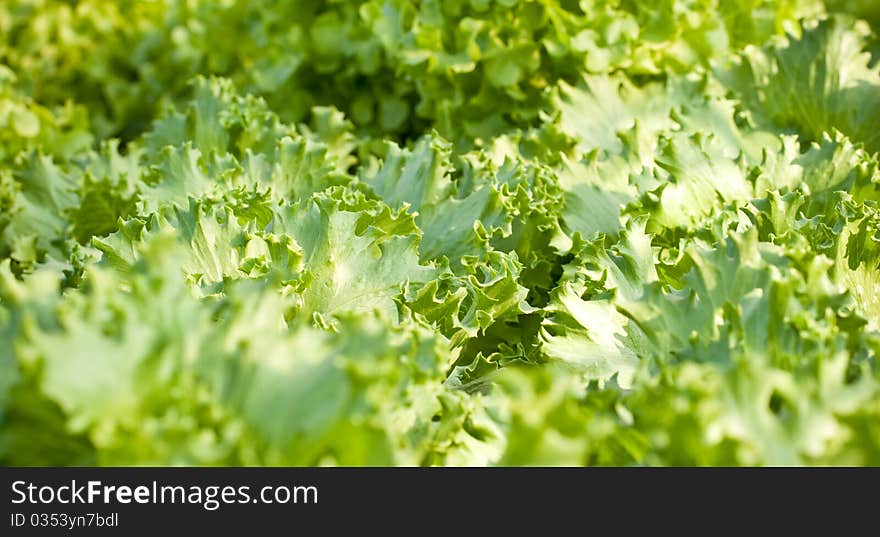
[2,0,880,466]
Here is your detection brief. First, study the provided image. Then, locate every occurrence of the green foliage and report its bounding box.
[2,0,880,466]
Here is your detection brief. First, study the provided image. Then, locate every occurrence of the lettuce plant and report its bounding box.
[1,0,879,465]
